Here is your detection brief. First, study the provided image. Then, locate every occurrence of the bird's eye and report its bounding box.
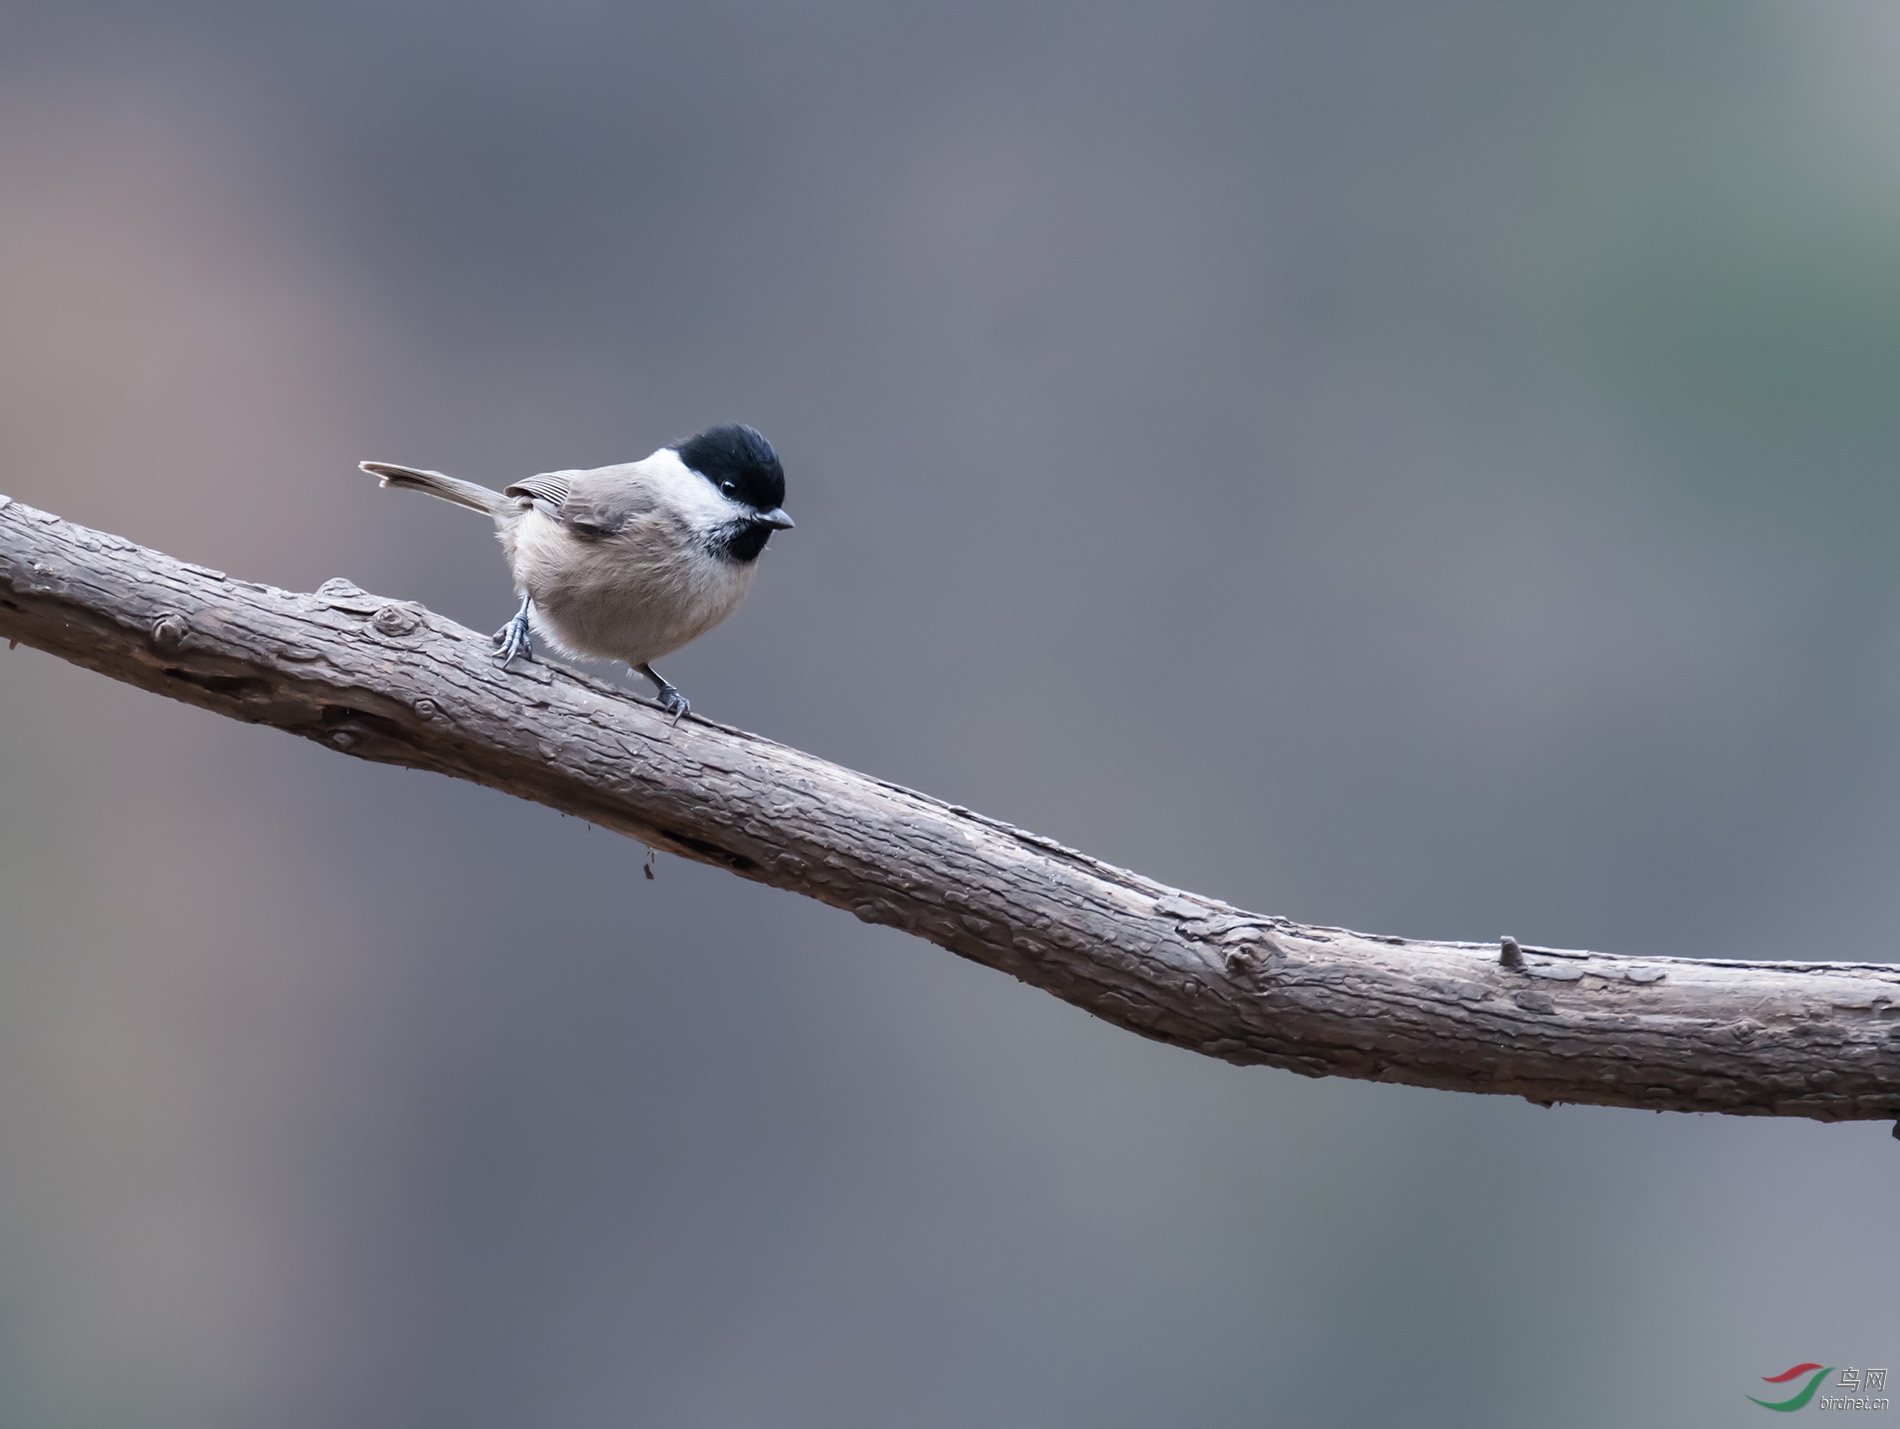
[720,481,737,497]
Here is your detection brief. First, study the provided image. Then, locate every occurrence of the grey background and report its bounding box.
[1,3,1897,1425]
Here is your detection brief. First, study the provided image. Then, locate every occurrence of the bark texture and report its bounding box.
[3,495,1898,1125]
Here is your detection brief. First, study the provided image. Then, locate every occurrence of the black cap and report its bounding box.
[672,424,786,514]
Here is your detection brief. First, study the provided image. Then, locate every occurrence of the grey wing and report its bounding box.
[509,462,657,539]
[502,471,573,521]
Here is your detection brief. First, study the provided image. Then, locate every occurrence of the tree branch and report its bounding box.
[3,494,1897,1126]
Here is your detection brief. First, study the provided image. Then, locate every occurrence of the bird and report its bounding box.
[361,424,792,722]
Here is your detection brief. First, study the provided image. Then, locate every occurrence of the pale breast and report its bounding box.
[501,507,756,667]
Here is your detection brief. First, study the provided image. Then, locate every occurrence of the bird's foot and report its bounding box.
[656,683,690,726]
[492,606,534,666]
[637,664,690,725]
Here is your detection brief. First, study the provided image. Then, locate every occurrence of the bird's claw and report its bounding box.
[634,664,690,725]
[492,611,533,666]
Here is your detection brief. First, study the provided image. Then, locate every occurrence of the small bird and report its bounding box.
[361,424,792,721]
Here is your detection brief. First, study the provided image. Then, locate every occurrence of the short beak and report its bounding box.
[754,508,795,530]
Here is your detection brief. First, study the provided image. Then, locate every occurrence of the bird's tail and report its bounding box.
[360,461,508,516]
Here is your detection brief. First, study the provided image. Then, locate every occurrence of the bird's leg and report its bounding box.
[636,663,690,725]
[493,593,534,666]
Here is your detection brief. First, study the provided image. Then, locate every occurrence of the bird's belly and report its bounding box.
[510,519,755,667]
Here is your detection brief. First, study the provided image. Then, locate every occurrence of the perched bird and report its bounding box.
[362,424,792,721]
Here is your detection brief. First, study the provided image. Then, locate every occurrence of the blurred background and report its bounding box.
[1,2,1898,1424]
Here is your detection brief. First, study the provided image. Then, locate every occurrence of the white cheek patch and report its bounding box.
[643,447,758,531]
